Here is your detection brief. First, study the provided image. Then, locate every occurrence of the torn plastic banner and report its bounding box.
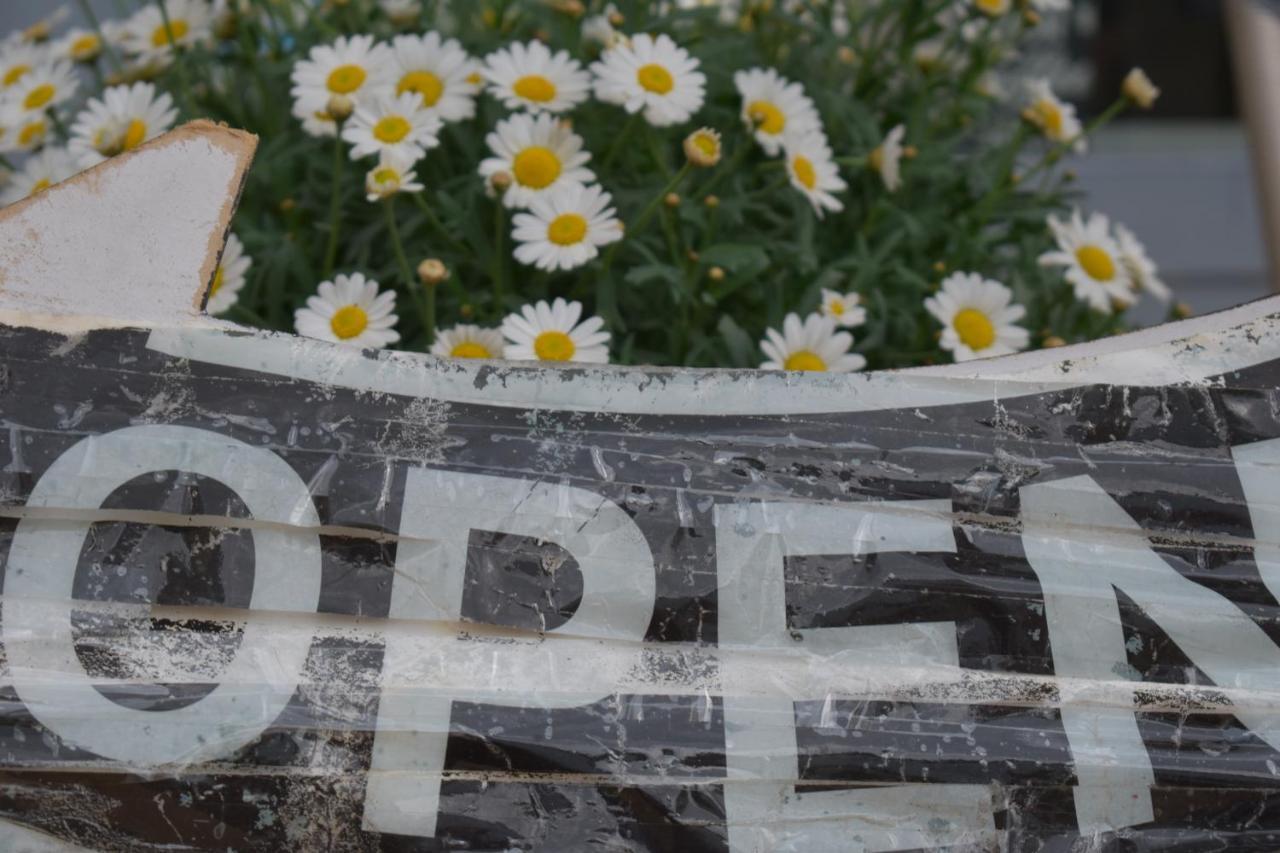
[3,124,1280,851]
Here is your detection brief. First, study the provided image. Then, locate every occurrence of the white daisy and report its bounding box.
[380,0,421,26]
[1023,78,1085,153]
[924,272,1030,362]
[0,41,46,90]
[784,132,846,218]
[0,108,52,153]
[206,232,251,314]
[68,82,178,168]
[52,29,104,64]
[365,149,425,202]
[0,145,78,206]
[6,62,78,117]
[389,33,481,123]
[501,297,610,363]
[759,312,866,373]
[582,5,626,49]
[430,324,505,360]
[512,183,623,272]
[869,124,906,192]
[342,91,442,162]
[1115,224,1170,302]
[120,0,214,67]
[733,67,820,156]
[819,289,866,328]
[479,112,595,209]
[483,40,590,114]
[1039,210,1136,311]
[294,272,401,348]
[590,33,706,127]
[1029,0,1070,10]
[290,35,394,138]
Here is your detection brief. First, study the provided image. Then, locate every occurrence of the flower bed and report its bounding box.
[0,0,1173,370]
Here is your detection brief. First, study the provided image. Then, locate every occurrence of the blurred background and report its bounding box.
[3,0,1276,325]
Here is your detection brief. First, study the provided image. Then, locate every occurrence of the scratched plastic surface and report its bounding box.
[4,322,1280,851]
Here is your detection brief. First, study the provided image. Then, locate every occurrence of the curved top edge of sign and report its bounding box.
[2,122,1276,416]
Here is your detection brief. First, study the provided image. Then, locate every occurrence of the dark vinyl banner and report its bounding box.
[3,304,1280,851]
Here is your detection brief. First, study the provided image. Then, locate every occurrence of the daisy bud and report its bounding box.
[1122,68,1160,110]
[489,170,513,195]
[1174,302,1193,319]
[683,128,722,168]
[418,259,449,288]
[608,9,625,25]
[975,0,1011,17]
[903,145,919,160]
[686,249,700,263]
[326,94,355,123]
[708,266,726,283]
[553,0,586,16]
[23,21,52,43]
[932,261,946,274]
[279,198,297,213]
[1042,335,1066,348]
[460,303,475,319]
[664,192,681,208]
[704,195,720,209]
[1022,9,1041,26]
[837,46,857,65]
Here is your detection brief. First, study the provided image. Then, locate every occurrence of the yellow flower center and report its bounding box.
[31,178,51,195]
[122,118,148,151]
[792,155,817,189]
[151,18,190,48]
[373,115,412,143]
[1030,98,1063,136]
[3,64,31,87]
[450,341,492,358]
[953,308,996,351]
[828,300,845,316]
[784,350,826,372]
[466,71,483,85]
[547,213,588,246]
[691,131,718,157]
[71,34,101,59]
[512,146,562,189]
[23,83,56,111]
[210,265,226,296]
[534,330,576,361]
[398,70,444,106]
[513,74,557,103]
[975,0,1007,14]
[330,305,369,340]
[327,63,367,94]
[1076,245,1117,281]
[17,119,47,147]
[372,166,400,185]
[636,63,674,94]
[747,100,785,135]
[868,146,884,174]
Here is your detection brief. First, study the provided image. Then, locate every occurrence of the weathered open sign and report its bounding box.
[2,124,1280,851]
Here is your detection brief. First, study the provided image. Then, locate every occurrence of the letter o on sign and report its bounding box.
[2,425,323,766]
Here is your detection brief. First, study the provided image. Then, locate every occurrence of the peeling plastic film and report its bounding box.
[5,323,1280,851]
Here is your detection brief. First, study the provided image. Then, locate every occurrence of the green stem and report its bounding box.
[602,112,642,169]
[411,192,464,252]
[0,152,15,172]
[1023,97,1129,187]
[322,131,346,278]
[601,163,692,273]
[155,0,196,115]
[492,201,507,317]
[384,199,433,345]
[74,0,124,73]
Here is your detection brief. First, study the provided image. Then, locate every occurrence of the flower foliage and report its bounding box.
[0,0,1171,370]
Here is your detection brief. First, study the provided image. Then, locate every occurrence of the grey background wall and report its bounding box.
[1,1,1272,322]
